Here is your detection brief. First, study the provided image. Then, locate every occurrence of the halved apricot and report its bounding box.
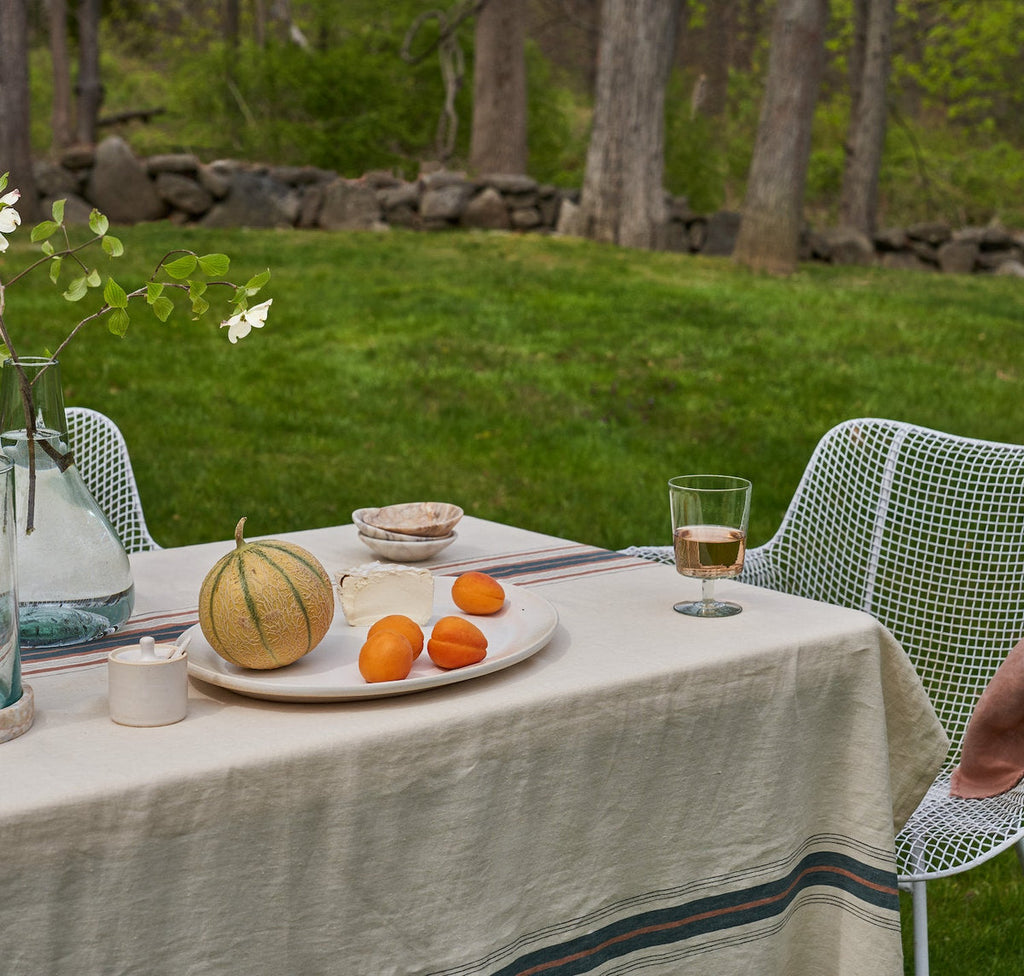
[427,615,488,669]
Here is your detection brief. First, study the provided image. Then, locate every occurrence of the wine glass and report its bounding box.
[668,475,752,617]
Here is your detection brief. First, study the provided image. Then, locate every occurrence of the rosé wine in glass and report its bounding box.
[668,475,751,617]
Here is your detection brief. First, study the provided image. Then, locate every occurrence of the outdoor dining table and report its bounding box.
[2,515,948,976]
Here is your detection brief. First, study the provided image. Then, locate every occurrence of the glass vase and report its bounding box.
[0,358,134,648]
[0,455,22,709]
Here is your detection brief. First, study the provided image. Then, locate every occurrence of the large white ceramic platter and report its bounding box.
[184,576,558,702]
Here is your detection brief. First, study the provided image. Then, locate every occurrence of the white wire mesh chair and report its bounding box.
[622,418,1024,976]
[64,406,161,553]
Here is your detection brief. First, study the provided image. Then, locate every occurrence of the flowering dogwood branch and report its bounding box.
[0,170,272,533]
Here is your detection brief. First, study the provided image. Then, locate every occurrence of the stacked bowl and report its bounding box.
[353,502,463,562]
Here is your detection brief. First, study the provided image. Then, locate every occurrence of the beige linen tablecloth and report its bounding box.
[1,517,947,976]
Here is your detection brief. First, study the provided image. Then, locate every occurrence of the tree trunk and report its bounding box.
[75,0,103,146]
[578,0,682,250]
[847,0,868,127]
[839,0,894,236]
[733,0,828,275]
[254,0,267,46]
[223,0,240,47]
[470,0,528,175]
[0,0,38,222]
[49,0,75,152]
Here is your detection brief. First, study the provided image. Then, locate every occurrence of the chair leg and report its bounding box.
[910,880,930,976]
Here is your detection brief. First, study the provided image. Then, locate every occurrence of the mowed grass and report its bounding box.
[4,225,1024,970]
[902,848,1024,975]
[6,225,1022,553]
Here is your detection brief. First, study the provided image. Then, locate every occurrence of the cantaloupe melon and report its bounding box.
[198,517,335,670]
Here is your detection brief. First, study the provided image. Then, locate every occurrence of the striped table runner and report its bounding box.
[21,543,655,678]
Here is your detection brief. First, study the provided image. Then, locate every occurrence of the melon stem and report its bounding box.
[235,516,248,548]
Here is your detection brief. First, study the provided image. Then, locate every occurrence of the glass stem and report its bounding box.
[702,579,716,608]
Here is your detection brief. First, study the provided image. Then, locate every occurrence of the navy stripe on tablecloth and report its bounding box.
[429,839,899,976]
[20,544,654,678]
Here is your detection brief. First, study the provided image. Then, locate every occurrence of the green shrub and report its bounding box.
[874,120,1024,228]
[663,71,727,212]
[523,41,589,188]
[166,30,464,177]
[805,96,850,223]
[662,67,770,214]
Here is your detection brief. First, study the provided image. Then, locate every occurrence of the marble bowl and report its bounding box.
[352,509,422,542]
[357,531,457,562]
[356,502,463,539]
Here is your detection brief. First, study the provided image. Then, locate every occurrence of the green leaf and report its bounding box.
[41,240,54,257]
[86,269,102,288]
[30,220,58,243]
[244,269,272,294]
[146,281,165,303]
[163,255,198,279]
[198,253,230,277]
[188,280,207,299]
[0,173,7,195]
[48,256,62,284]
[102,235,124,257]
[51,199,65,224]
[88,210,109,236]
[0,342,9,361]
[190,295,210,318]
[151,296,174,322]
[107,308,130,338]
[104,277,128,309]
[63,276,89,302]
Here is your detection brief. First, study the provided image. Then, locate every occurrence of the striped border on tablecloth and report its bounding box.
[20,544,656,678]
[426,834,900,976]
[432,543,657,586]
[20,608,200,678]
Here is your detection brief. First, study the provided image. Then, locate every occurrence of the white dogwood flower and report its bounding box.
[221,298,272,343]
[0,188,21,252]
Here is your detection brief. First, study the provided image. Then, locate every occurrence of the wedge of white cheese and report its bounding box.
[337,562,435,626]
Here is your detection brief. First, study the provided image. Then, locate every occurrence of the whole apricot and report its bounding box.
[451,571,506,616]
[368,614,425,659]
[358,631,414,683]
[427,615,488,670]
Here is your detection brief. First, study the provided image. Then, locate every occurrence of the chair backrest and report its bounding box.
[738,418,1024,761]
[64,406,161,554]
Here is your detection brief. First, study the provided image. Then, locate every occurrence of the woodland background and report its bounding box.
[3,0,1024,248]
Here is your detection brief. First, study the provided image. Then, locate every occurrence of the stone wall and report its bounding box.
[27,136,1024,277]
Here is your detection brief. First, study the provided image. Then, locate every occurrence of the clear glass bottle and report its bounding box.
[0,358,134,648]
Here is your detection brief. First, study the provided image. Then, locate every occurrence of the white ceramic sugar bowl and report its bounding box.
[107,636,188,727]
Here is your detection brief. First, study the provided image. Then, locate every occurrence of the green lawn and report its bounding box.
[6,225,1022,552]
[5,225,1024,972]
[902,848,1024,974]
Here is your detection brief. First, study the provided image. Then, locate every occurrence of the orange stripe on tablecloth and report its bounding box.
[513,865,898,976]
[463,848,900,976]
